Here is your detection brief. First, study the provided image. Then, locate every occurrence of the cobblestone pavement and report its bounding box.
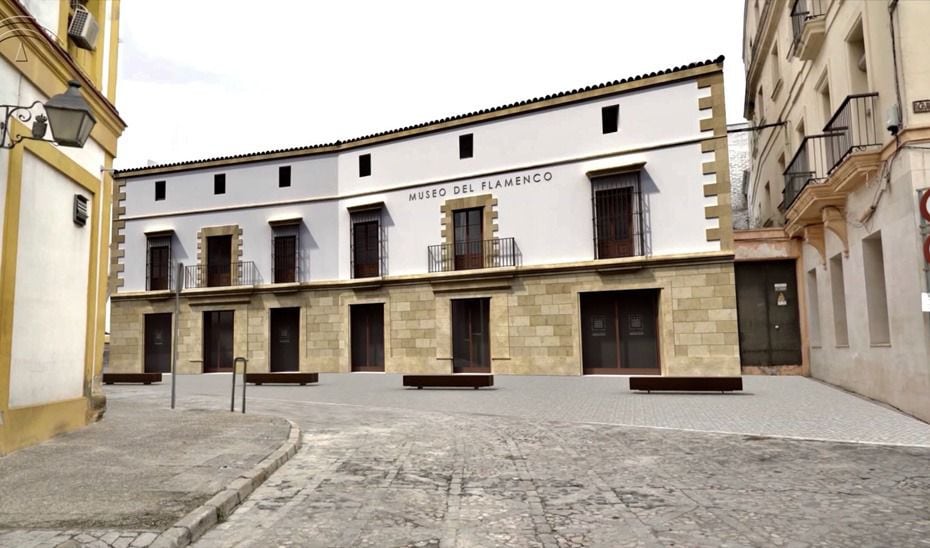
[0,529,159,548]
[193,400,930,547]
[109,374,930,446]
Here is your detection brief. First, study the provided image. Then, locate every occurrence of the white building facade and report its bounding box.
[110,58,739,378]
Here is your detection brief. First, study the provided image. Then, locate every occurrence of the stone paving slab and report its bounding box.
[193,400,930,547]
[0,398,290,547]
[109,374,930,447]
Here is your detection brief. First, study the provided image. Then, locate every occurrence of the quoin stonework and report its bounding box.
[109,57,738,379]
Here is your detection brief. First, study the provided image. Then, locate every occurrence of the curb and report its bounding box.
[150,418,302,548]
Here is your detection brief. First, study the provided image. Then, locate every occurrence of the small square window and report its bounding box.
[359,154,371,177]
[155,180,165,201]
[459,134,474,159]
[602,105,619,134]
[214,173,226,195]
[279,165,291,188]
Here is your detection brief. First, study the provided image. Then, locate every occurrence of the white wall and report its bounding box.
[8,152,90,407]
[119,78,720,291]
[19,0,60,36]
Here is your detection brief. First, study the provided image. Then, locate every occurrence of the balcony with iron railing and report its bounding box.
[185,261,261,289]
[790,0,826,60]
[428,237,517,273]
[783,93,882,232]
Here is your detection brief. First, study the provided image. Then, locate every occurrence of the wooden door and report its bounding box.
[273,235,297,283]
[143,313,172,373]
[148,244,170,290]
[207,235,232,287]
[453,208,484,270]
[452,298,490,373]
[203,310,234,372]
[351,303,385,372]
[352,220,380,278]
[735,261,802,365]
[595,187,635,259]
[581,290,659,374]
[270,308,300,372]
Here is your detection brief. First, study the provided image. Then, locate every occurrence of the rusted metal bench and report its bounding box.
[103,373,163,385]
[403,374,494,390]
[245,372,318,385]
[629,376,742,393]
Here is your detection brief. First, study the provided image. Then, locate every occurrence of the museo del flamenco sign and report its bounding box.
[408,170,553,201]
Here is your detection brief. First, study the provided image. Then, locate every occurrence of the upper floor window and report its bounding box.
[350,205,384,278]
[592,170,643,259]
[271,222,299,283]
[459,134,474,159]
[279,165,291,188]
[155,180,166,201]
[453,207,484,270]
[214,173,226,195]
[601,105,619,134]
[359,154,371,177]
[146,234,171,290]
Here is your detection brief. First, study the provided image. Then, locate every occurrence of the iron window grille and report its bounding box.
[350,209,386,278]
[271,224,300,283]
[146,235,172,290]
[592,171,645,259]
[790,0,826,55]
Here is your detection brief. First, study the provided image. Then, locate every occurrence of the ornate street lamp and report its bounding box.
[0,80,97,149]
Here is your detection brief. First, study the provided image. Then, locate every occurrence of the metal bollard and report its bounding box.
[230,357,248,414]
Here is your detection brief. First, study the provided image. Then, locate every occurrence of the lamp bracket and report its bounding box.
[1,101,55,149]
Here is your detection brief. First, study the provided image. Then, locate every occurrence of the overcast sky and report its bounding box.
[113,0,747,170]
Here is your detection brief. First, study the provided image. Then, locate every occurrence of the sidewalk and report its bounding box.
[0,397,292,548]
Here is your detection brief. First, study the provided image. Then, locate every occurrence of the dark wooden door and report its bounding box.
[207,235,232,287]
[148,245,170,290]
[270,308,300,372]
[595,187,635,258]
[273,235,297,283]
[203,310,234,372]
[143,313,172,373]
[453,208,484,270]
[581,290,659,374]
[353,220,380,278]
[735,261,802,365]
[351,303,385,372]
[452,298,490,373]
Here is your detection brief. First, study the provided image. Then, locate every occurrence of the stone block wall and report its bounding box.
[109,261,739,376]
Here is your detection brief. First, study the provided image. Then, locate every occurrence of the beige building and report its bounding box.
[742,0,930,421]
[0,0,125,454]
[109,59,742,380]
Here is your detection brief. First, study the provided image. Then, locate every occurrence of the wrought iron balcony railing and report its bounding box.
[783,134,835,208]
[185,261,261,289]
[823,93,881,173]
[790,0,826,52]
[783,93,880,209]
[428,237,517,273]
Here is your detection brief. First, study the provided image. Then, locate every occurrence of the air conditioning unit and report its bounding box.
[68,5,99,51]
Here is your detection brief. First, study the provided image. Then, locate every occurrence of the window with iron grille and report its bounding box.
[272,225,299,283]
[592,171,644,259]
[351,209,384,278]
[146,235,171,290]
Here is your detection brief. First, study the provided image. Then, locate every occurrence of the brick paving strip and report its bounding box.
[0,399,299,548]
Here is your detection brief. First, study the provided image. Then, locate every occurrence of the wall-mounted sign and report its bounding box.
[922,293,930,313]
[773,283,787,292]
[776,292,788,307]
[914,100,930,114]
[919,189,930,222]
[408,170,553,201]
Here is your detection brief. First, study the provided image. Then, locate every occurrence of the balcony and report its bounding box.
[784,93,883,235]
[428,238,517,273]
[791,0,826,60]
[185,261,261,289]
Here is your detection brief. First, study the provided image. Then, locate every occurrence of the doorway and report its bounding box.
[351,303,385,372]
[203,310,234,372]
[581,289,660,374]
[206,235,232,287]
[451,298,490,373]
[270,308,300,372]
[453,208,484,270]
[143,313,172,373]
[735,261,802,365]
